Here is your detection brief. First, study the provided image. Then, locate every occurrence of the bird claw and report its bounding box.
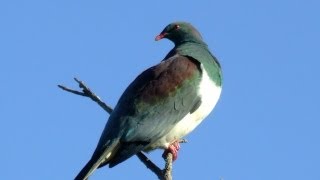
[162,141,181,161]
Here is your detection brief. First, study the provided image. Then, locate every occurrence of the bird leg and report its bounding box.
[162,141,181,161]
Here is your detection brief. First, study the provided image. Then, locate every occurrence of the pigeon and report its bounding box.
[75,22,222,180]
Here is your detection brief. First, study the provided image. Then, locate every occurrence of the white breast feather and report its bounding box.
[147,66,222,150]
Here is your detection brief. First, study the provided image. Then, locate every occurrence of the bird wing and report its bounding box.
[75,55,203,180]
[96,54,203,167]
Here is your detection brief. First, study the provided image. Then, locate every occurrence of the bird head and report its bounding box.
[155,22,204,46]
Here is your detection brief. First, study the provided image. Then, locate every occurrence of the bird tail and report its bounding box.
[74,140,120,180]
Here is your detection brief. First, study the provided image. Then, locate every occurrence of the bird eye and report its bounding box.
[167,24,180,33]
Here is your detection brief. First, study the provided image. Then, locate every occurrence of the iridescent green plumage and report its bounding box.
[161,22,222,86]
[75,22,222,180]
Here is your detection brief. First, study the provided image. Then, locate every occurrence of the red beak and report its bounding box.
[155,33,166,41]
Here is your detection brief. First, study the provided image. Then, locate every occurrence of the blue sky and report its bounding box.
[1,0,319,179]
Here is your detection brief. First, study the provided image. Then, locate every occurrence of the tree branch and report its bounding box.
[58,78,113,114]
[136,152,163,180]
[58,78,173,180]
[163,153,173,180]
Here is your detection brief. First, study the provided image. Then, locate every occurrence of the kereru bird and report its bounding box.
[75,22,222,180]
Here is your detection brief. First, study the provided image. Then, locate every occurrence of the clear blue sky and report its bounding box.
[1,0,319,179]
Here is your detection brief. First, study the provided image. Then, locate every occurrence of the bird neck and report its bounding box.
[174,39,207,47]
[174,41,209,55]
[172,42,222,86]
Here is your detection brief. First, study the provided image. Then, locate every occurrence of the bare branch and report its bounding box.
[163,153,173,180]
[58,78,174,180]
[58,78,113,114]
[136,152,163,179]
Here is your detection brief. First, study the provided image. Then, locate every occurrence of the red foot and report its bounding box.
[162,141,180,161]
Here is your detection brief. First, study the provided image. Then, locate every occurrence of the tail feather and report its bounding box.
[109,143,145,168]
[74,140,120,180]
[74,158,98,180]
